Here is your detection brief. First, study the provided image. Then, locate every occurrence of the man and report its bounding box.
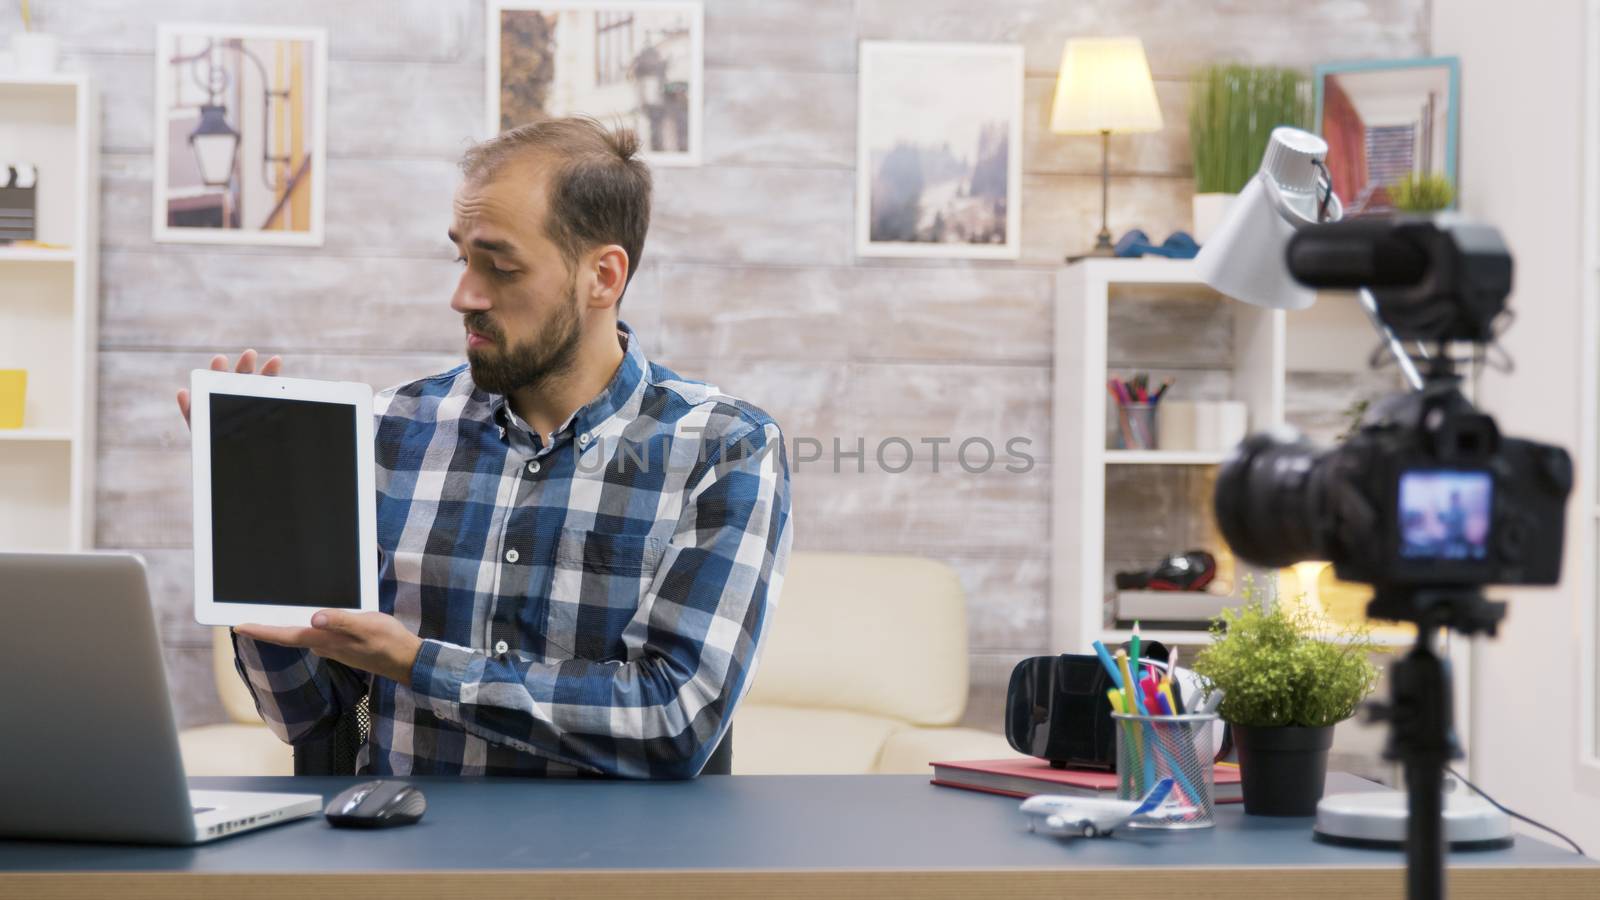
[176,118,792,779]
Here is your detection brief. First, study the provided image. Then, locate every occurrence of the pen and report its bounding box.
[1159,683,1178,716]
[1141,676,1162,713]
[1091,639,1124,691]
[1166,648,1185,713]
[1129,623,1142,687]
[1107,687,1132,795]
[1107,659,1145,791]
[1115,649,1147,715]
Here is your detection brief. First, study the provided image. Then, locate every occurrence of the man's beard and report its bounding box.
[464,285,583,397]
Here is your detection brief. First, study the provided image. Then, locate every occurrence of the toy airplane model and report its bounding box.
[1020,777,1180,838]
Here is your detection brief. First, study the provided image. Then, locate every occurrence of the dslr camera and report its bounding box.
[1211,217,1572,628]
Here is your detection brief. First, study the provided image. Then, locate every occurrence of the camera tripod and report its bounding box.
[1366,585,1507,900]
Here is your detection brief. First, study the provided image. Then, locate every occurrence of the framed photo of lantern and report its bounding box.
[152,23,328,245]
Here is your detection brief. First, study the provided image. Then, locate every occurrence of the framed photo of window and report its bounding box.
[1313,56,1460,217]
[489,1,704,166]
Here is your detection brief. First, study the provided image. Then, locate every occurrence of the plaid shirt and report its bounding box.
[233,323,792,778]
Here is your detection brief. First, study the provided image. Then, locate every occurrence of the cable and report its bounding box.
[1446,766,1587,856]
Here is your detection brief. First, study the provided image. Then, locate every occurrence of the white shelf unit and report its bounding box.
[1051,258,1283,654]
[1103,449,1230,466]
[0,74,99,551]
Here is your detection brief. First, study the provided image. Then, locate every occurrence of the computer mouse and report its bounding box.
[323,780,426,829]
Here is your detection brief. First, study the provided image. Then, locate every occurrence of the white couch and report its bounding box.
[178,551,1017,776]
[733,551,1015,774]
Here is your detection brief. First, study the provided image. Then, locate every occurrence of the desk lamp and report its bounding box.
[1193,125,1511,863]
[1195,125,1428,389]
[1051,37,1163,260]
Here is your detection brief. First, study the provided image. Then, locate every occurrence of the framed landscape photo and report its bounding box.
[153,24,328,246]
[1314,56,1460,217]
[856,41,1024,260]
[489,0,704,166]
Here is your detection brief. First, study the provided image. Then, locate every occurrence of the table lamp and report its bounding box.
[1050,37,1164,260]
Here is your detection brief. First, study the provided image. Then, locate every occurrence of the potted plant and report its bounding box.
[12,1,60,74]
[1193,577,1380,815]
[1389,172,1456,213]
[1189,64,1311,243]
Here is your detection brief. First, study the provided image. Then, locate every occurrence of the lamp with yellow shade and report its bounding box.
[1050,37,1164,259]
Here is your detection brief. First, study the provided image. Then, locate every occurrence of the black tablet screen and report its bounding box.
[209,393,361,608]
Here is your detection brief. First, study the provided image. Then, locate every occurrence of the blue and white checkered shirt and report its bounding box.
[233,323,792,778]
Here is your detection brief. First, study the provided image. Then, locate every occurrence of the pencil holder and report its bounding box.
[1110,712,1217,830]
[1113,403,1158,450]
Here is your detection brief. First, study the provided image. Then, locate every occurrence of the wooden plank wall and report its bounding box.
[31,0,1428,729]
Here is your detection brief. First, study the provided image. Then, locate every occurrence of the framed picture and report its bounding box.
[153,24,328,246]
[489,1,704,166]
[1314,56,1460,217]
[856,41,1023,260]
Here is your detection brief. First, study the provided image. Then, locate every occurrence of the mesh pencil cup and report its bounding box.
[1110,711,1218,830]
[1113,402,1158,450]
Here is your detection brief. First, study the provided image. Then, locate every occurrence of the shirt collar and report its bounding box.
[489,320,650,452]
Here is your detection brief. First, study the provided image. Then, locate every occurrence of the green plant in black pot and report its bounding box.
[1193,577,1380,816]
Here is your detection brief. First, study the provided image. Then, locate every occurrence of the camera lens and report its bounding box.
[1213,429,1332,568]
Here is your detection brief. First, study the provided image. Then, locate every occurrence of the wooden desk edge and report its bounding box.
[3,864,1598,900]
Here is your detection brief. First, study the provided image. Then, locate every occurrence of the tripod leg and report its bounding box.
[1387,630,1456,900]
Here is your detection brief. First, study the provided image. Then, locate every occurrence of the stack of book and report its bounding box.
[1112,589,1233,631]
[931,756,1242,804]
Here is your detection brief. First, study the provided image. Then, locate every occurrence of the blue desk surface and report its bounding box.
[0,773,1592,874]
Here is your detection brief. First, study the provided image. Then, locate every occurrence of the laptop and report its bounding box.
[0,552,322,844]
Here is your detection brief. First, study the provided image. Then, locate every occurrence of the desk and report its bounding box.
[0,774,1594,899]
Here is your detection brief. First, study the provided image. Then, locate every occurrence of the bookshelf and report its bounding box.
[1051,259,1282,654]
[1050,258,1425,651]
[0,74,99,551]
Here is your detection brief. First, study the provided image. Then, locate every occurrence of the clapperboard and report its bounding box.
[1,164,39,244]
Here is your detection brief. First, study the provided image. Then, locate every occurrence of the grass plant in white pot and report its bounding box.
[1189,64,1310,243]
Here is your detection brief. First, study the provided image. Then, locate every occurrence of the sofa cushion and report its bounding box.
[743,552,968,726]
[731,703,904,775]
[178,723,294,776]
[876,725,1024,775]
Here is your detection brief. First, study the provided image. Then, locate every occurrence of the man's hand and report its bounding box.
[176,349,284,426]
[235,610,424,684]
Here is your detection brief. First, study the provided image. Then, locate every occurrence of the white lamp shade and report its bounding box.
[1050,37,1164,135]
[1193,173,1317,311]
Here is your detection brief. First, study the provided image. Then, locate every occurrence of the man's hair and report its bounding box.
[459,117,652,295]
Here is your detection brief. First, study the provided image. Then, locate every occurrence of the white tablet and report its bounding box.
[190,370,379,627]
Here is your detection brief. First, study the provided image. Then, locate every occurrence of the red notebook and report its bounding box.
[930,757,1243,804]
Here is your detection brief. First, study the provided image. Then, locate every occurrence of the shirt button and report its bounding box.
[578,432,591,447]
[526,460,540,474]
[494,640,509,655]
[504,548,519,563]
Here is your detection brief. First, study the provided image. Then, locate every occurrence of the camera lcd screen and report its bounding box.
[209,393,362,608]
[1399,469,1493,561]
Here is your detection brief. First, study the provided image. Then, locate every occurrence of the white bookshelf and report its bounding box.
[0,74,99,551]
[1050,258,1283,654]
[1103,449,1230,466]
